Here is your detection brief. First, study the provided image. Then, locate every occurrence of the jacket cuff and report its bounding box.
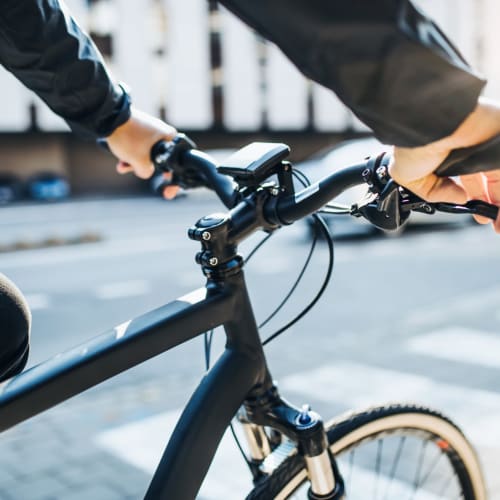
[66,82,132,139]
[96,83,132,137]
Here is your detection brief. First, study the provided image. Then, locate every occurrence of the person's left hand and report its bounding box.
[106,107,180,199]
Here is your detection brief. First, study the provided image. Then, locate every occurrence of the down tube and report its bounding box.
[145,273,268,499]
[0,287,233,432]
[145,347,261,500]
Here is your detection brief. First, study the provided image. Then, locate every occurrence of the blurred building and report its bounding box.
[0,0,496,194]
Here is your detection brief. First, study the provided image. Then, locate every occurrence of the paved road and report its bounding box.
[0,195,499,499]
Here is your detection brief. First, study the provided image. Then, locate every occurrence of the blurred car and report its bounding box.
[0,174,23,205]
[27,172,70,201]
[297,137,471,237]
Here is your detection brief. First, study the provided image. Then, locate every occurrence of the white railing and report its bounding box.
[0,0,496,133]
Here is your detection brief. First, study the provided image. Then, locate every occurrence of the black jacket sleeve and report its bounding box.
[0,0,130,138]
[219,0,486,147]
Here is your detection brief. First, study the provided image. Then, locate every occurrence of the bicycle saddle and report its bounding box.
[0,274,30,382]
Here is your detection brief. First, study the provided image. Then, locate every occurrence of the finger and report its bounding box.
[133,163,155,180]
[484,169,500,232]
[405,174,467,204]
[163,185,180,200]
[459,173,491,224]
[116,161,133,175]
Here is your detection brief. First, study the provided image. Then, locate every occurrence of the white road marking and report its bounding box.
[24,293,50,310]
[95,410,252,499]
[281,361,500,448]
[95,280,150,300]
[249,254,293,274]
[404,285,500,328]
[408,327,500,368]
[96,361,500,498]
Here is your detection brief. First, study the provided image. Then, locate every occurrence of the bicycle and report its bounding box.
[0,133,499,499]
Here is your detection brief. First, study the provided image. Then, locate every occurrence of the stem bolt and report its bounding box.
[209,257,218,266]
[202,231,211,241]
[297,404,312,425]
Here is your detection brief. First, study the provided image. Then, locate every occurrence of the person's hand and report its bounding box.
[106,107,180,200]
[389,98,500,233]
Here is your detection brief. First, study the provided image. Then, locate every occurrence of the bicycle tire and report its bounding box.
[246,403,486,500]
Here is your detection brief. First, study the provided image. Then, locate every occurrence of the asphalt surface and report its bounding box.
[0,193,499,499]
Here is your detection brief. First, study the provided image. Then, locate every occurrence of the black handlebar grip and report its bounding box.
[435,134,500,177]
[150,140,172,172]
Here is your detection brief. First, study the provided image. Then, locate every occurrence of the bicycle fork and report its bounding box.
[240,385,345,499]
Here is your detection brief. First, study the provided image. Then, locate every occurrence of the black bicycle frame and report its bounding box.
[0,261,273,498]
[0,145,366,499]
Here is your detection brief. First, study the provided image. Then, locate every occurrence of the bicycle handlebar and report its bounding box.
[151,135,370,225]
[152,135,499,234]
[267,164,368,225]
[150,137,238,209]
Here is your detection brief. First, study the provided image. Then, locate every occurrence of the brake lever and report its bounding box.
[434,200,499,220]
[354,152,499,230]
[399,190,499,220]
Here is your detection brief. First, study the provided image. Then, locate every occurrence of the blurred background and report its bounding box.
[0,1,500,499]
[0,0,498,197]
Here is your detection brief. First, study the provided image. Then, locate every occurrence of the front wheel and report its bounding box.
[247,404,486,499]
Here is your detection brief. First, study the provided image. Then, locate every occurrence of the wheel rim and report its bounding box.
[275,413,485,500]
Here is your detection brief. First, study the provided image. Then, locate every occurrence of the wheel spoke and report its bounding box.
[410,439,429,500]
[347,447,355,494]
[437,470,459,497]
[251,406,482,500]
[383,436,406,500]
[415,447,445,490]
[375,439,383,500]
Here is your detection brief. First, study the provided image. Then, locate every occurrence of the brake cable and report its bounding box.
[203,167,335,469]
[262,168,335,346]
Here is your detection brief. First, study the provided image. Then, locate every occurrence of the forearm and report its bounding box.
[0,0,129,137]
[220,0,485,148]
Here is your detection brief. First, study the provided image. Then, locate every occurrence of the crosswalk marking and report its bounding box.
[96,360,500,498]
[95,280,151,300]
[280,361,500,448]
[404,285,500,328]
[24,293,50,311]
[408,327,500,368]
[95,409,252,499]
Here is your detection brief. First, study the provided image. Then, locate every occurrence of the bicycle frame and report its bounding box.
[0,264,275,497]
[0,143,371,499]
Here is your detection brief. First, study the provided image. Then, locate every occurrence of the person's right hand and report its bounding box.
[106,107,181,200]
[390,146,500,232]
[389,98,500,233]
